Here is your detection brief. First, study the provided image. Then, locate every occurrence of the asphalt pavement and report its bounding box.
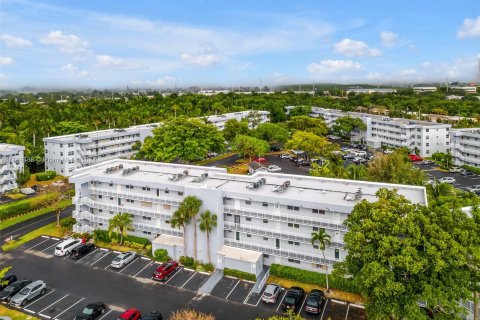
[414,163,480,190]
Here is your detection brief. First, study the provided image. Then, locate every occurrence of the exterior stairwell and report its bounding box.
[198,268,223,294]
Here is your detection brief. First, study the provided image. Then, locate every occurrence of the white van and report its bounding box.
[54,238,81,256]
[353,150,367,157]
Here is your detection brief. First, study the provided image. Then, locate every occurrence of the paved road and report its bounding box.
[0,205,74,244]
[414,163,480,190]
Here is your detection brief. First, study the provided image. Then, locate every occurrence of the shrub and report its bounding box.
[223,268,256,281]
[0,192,59,221]
[36,171,57,181]
[93,230,151,249]
[16,167,31,186]
[93,229,111,243]
[461,165,480,175]
[169,309,215,320]
[60,217,77,230]
[204,262,215,272]
[153,249,171,262]
[269,264,359,293]
[179,256,195,268]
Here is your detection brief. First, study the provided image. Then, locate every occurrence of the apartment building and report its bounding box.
[450,86,477,94]
[346,88,397,95]
[0,143,25,193]
[69,159,426,277]
[205,110,270,130]
[450,128,480,168]
[309,107,451,157]
[413,86,437,93]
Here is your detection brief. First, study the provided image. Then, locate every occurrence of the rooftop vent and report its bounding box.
[169,170,189,181]
[192,173,208,183]
[74,134,89,139]
[122,166,140,175]
[114,128,126,133]
[104,164,124,174]
[246,178,266,190]
[344,188,363,201]
[273,180,290,193]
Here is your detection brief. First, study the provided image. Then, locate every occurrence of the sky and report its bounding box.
[0,0,479,89]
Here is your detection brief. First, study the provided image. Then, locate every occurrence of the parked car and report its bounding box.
[295,158,310,167]
[423,178,436,186]
[153,261,179,281]
[304,289,325,314]
[439,177,456,184]
[449,166,462,173]
[75,302,106,320]
[9,280,46,307]
[206,152,218,158]
[267,165,282,173]
[71,243,95,259]
[117,308,141,320]
[270,146,281,152]
[54,238,82,256]
[466,185,480,193]
[254,157,268,164]
[327,135,341,140]
[261,283,282,304]
[422,160,435,165]
[111,251,137,269]
[383,149,394,154]
[281,287,305,311]
[142,311,163,320]
[459,170,476,176]
[353,157,367,165]
[408,154,424,162]
[353,150,367,157]
[0,280,32,302]
[0,274,17,290]
[279,153,292,160]
[342,153,355,160]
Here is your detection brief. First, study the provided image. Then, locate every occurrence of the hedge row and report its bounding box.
[93,229,150,248]
[224,268,256,282]
[269,264,359,293]
[461,165,480,175]
[0,192,59,221]
[36,171,57,181]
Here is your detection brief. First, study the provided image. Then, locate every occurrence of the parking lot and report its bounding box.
[414,162,480,191]
[2,236,365,319]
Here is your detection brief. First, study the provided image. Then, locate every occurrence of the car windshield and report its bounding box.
[114,257,122,262]
[19,287,30,295]
[3,285,16,293]
[284,296,296,304]
[264,285,276,295]
[306,297,318,307]
[55,246,61,251]
[82,307,94,315]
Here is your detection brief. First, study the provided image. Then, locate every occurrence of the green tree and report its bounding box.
[198,210,217,264]
[16,166,31,186]
[108,212,133,245]
[60,217,77,231]
[332,115,367,140]
[289,105,312,117]
[0,266,12,287]
[337,189,473,320]
[232,135,270,161]
[253,123,289,145]
[43,185,71,228]
[346,163,367,180]
[55,121,89,135]
[285,131,332,160]
[287,115,328,136]
[171,196,202,261]
[223,119,249,142]
[311,229,332,291]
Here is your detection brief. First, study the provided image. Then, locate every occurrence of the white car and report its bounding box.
[439,177,456,184]
[280,154,292,159]
[9,280,46,307]
[267,165,282,173]
[110,251,137,268]
[383,149,394,154]
[449,166,462,173]
[54,238,82,256]
[466,185,480,193]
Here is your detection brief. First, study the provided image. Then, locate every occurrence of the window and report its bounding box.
[110,197,113,200]
[288,240,293,244]
[165,189,169,194]
[426,136,429,139]
[143,231,152,235]
[426,143,429,147]
[263,254,269,258]
[178,192,184,196]
[262,202,268,207]
[110,211,114,214]
[68,151,74,156]
[246,217,252,221]
[109,183,113,187]
[98,209,103,212]
[263,237,268,241]
[163,204,171,210]
[68,143,74,147]
[263,219,268,224]
[236,232,240,241]
[245,200,251,205]
[287,205,299,211]
[226,214,232,217]
[313,227,319,231]
[335,249,340,259]
[142,216,152,220]
[426,129,429,132]
[287,205,293,210]
[312,209,325,214]
[247,234,251,238]
[288,223,299,228]
[288,259,300,264]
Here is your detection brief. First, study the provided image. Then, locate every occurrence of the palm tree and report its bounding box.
[311,229,332,291]
[171,196,202,260]
[198,210,217,264]
[108,213,133,245]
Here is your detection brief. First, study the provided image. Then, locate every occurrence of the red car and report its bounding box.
[153,261,179,281]
[117,308,141,320]
[408,154,423,162]
[254,157,268,164]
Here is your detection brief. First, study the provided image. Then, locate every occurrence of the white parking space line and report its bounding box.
[39,313,52,319]
[39,294,69,314]
[99,248,109,251]
[320,299,329,320]
[76,248,98,263]
[344,303,350,320]
[275,291,287,312]
[181,272,198,288]
[104,264,111,270]
[298,295,307,315]
[243,290,253,304]
[119,257,139,273]
[225,280,240,300]
[133,261,153,277]
[42,242,60,253]
[98,309,112,320]
[90,251,110,266]
[165,268,182,284]
[24,289,56,308]
[25,239,50,251]
[54,297,85,320]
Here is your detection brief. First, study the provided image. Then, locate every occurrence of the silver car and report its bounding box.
[261,283,282,304]
[110,251,137,269]
[9,280,46,307]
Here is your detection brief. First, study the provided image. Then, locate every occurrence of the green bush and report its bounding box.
[93,229,150,248]
[36,171,57,181]
[153,249,171,262]
[204,262,215,272]
[60,217,77,230]
[224,268,256,281]
[16,167,31,186]
[179,256,195,268]
[269,264,359,293]
[0,192,59,221]
[461,165,480,175]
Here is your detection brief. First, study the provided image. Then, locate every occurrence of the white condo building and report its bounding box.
[450,128,480,168]
[69,159,426,278]
[0,143,25,193]
[44,111,270,176]
[309,107,451,157]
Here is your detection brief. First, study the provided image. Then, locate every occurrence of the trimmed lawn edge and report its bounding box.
[0,304,39,320]
[1,220,66,251]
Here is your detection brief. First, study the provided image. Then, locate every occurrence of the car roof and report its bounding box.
[25,280,44,288]
[121,308,139,316]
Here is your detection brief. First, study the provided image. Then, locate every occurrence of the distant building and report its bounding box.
[450,86,477,94]
[0,144,25,193]
[450,128,480,168]
[205,111,270,130]
[413,86,437,93]
[346,88,397,95]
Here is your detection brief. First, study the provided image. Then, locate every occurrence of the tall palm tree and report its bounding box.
[108,213,133,245]
[171,196,202,260]
[198,210,217,264]
[311,229,332,291]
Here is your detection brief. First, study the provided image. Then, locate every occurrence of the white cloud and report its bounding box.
[0,34,33,48]
[40,31,88,54]
[0,56,14,65]
[333,38,382,57]
[380,31,398,47]
[458,16,480,39]
[271,72,293,84]
[60,64,90,77]
[96,55,124,67]
[145,76,176,87]
[307,59,363,75]
[399,69,417,76]
[180,53,220,67]
[367,72,382,80]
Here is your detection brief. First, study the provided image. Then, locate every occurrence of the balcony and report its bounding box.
[95,137,139,148]
[88,187,181,206]
[224,205,348,231]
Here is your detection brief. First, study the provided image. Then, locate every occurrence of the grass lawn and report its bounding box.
[5,193,27,200]
[228,163,249,174]
[95,241,139,253]
[267,275,364,304]
[0,199,72,231]
[0,304,39,320]
[196,152,236,165]
[24,174,66,188]
[2,220,65,251]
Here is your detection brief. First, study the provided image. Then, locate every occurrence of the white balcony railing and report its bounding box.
[88,187,181,206]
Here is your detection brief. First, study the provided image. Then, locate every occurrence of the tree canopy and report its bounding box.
[287,115,328,136]
[285,131,333,159]
[223,119,249,142]
[232,135,270,161]
[332,115,367,140]
[252,123,289,145]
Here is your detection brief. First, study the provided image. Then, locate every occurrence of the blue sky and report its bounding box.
[0,0,479,89]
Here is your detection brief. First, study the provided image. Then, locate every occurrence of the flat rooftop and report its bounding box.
[206,110,269,123]
[0,143,25,153]
[70,159,428,207]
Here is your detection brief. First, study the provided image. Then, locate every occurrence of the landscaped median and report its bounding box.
[1,219,66,251]
[0,304,39,320]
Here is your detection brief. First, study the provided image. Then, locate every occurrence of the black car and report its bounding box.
[0,274,17,290]
[295,158,311,167]
[342,154,355,160]
[75,302,106,320]
[270,146,281,152]
[460,170,476,176]
[281,287,305,311]
[71,243,95,259]
[0,280,31,301]
[304,289,325,314]
[142,311,163,320]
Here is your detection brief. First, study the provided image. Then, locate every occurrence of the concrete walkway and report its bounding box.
[199,268,223,294]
